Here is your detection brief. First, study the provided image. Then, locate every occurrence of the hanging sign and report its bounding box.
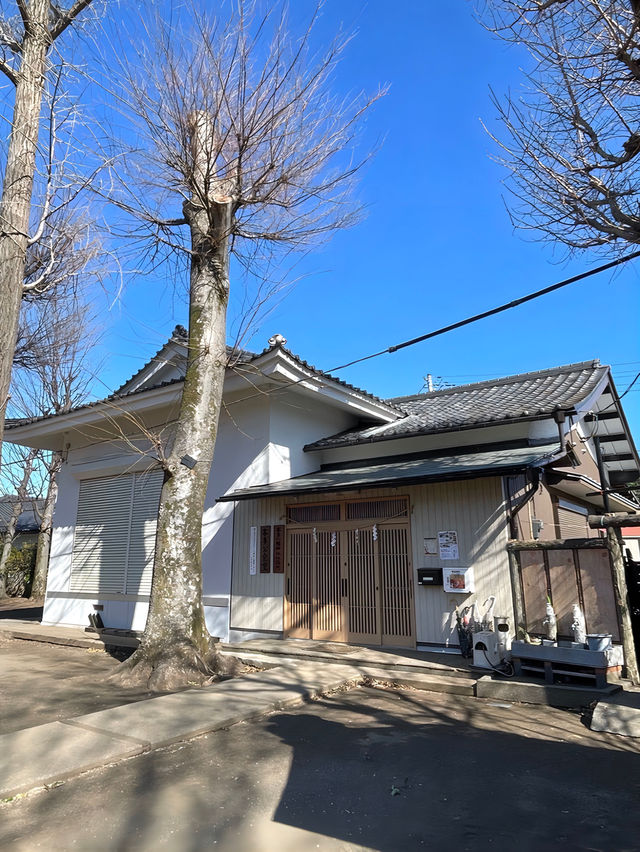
[438,530,459,560]
[249,526,257,575]
[273,525,285,574]
[260,525,271,573]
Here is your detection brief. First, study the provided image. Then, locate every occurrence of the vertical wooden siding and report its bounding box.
[230,477,510,645]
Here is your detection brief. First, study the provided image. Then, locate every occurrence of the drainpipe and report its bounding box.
[593,435,612,513]
[508,469,541,539]
[553,407,567,454]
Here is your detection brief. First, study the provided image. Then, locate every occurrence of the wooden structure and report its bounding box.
[507,539,620,640]
[284,496,415,647]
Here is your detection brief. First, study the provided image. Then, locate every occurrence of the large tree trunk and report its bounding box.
[0,448,37,597]
[113,193,234,691]
[0,0,51,451]
[30,451,62,599]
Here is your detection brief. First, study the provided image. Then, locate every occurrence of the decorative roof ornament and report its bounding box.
[268,333,287,348]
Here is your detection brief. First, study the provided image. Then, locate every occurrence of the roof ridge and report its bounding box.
[388,359,604,403]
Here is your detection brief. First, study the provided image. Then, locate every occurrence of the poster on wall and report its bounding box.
[249,526,257,575]
[423,537,437,556]
[438,530,459,560]
[443,566,474,594]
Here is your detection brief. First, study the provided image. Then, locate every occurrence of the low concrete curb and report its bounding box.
[476,675,621,708]
[0,619,138,651]
[0,663,361,801]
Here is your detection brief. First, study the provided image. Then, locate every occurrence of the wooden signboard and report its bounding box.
[260,525,271,573]
[273,524,285,574]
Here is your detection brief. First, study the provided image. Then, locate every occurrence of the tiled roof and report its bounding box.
[114,325,254,394]
[5,335,396,432]
[305,360,609,451]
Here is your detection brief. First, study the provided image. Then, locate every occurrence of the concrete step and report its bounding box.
[355,666,476,696]
[221,646,475,680]
[222,650,476,695]
[4,626,139,651]
[476,674,621,708]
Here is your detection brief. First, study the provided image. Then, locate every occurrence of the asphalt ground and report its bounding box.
[0,634,154,735]
[1,685,639,852]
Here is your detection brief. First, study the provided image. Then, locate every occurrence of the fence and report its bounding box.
[507,539,620,641]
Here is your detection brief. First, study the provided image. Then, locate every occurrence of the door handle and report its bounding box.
[341,578,347,597]
[286,577,290,598]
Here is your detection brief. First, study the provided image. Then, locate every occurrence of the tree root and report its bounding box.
[108,638,241,692]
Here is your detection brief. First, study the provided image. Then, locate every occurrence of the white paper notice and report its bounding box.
[438,530,459,560]
[249,526,257,575]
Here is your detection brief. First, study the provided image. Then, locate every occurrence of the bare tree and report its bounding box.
[109,2,384,689]
[480,1,640,251]
[0,446,37,597]
[0,0,97,451]
[9,293,98,598]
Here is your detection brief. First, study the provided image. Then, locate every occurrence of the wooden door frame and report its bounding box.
[284,495,416,648]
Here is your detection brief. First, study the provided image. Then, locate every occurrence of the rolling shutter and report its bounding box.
[126,471,164,595]
[70,470,163,595]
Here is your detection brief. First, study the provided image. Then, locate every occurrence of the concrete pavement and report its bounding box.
[0,661,363,800]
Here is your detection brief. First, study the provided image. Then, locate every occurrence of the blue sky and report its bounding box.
[94,1,640,434]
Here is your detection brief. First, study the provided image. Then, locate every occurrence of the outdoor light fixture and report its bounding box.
[180,454,198,469]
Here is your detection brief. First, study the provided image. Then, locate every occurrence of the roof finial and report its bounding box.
[268,333,287,348]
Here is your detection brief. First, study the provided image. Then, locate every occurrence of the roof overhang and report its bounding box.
[224,346,401,422]
[546,468,639,512]
[218,442,561,502]
[6,346,402,451]
[580,373,640,487]
[4,381,183,450]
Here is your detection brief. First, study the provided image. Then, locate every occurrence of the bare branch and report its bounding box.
[49,0,94,41]
[480,0,640,251]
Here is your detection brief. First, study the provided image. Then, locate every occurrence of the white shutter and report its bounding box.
[70,469,163,595]
[126,470,163,595]
[70,475,133,593]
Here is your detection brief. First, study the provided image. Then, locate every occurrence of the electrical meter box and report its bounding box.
[417,568,443,587]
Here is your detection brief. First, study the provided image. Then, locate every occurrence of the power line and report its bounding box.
[326,249,640,374]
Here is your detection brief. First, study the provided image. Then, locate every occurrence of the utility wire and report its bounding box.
[326,249,640,374]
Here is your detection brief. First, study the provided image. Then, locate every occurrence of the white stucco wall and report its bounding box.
[42,390,361,639]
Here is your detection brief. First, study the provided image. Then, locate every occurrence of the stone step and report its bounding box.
[476,674,621,708]
[355,666,477,696]
[222,649,476,691]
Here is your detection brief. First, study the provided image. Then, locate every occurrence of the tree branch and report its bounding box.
[49,0,94,41]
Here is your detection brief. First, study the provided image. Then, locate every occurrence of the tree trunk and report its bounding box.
[0,448,37,597]
[113,194,234,691]
[30,451,62,599]
[0,1,52,452]
[607,526,639,684]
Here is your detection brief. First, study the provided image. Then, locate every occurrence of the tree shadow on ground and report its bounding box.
[0,686,639,851]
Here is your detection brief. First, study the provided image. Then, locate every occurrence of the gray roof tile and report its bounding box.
[305,360,609,451]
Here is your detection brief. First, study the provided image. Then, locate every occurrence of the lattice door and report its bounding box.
[345,527,380,644]
[285,530,313,638]
[312,530,345,641]
[378,525,415,647]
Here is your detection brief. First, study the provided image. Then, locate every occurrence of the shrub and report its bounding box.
[4,543,37,597]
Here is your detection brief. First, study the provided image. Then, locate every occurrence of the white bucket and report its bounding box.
[586,634,612,652]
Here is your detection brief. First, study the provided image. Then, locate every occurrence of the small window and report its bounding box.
[346,497,408,521]
[287,503,340,523]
